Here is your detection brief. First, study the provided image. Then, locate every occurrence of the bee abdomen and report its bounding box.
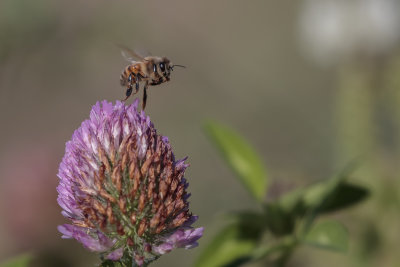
[120,65,136,86]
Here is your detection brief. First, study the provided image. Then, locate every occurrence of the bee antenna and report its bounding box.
[172,64,186,68]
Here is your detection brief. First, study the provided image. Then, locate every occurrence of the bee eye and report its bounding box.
[160,63,165,72]
[153,64,157,73]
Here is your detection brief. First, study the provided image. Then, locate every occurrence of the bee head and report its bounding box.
[159,57,170,75]
[154,57,185,81]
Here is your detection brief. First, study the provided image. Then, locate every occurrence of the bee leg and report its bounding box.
[122,86,133,101]
[135,75,140,94]
[142,82,148,110]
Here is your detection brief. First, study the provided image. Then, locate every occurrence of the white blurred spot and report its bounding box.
[298,0,400,65]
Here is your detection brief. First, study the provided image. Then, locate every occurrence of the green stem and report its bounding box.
[275,249,294,267]
[335,65,376,175]
[274,237,297,267]
[252,236,297,267]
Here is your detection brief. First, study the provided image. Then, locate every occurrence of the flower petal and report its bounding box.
[57,224,114,252]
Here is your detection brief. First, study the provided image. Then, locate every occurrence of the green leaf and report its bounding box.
[276,180,368,217]
[264,203,297,236]
[204,121,268,202]
[0,254,32,267]
[303,220,349,252]
[228,211,269,238]
[269,178,368,237]
[315,182,369,213]
[251,236,297,261]
[195,224,259,267]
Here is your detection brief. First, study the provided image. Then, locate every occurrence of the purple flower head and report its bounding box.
[57,100,203,265]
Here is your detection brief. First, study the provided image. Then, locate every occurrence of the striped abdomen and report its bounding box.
[120,64,141,86]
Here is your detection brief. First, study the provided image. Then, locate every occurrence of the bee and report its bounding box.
[119,46,185,110]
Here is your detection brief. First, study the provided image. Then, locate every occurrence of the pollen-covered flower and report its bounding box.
[57,100,203,266]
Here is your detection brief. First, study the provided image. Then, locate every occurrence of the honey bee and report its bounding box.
[119,46,185,110]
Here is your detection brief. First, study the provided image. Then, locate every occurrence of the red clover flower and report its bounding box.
[57,100,203,266]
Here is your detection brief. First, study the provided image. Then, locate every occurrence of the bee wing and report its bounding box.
[134,48,152,58]
[117,44,151,62]
[117,44,144,62]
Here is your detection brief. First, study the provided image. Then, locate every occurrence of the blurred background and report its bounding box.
[1,0,400,266]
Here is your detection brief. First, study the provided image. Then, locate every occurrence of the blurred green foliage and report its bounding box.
[204,121,268,202]
[303,220,348,252]
[197,121,369,267]
[0,254,32,267]
[195,224,258,267]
